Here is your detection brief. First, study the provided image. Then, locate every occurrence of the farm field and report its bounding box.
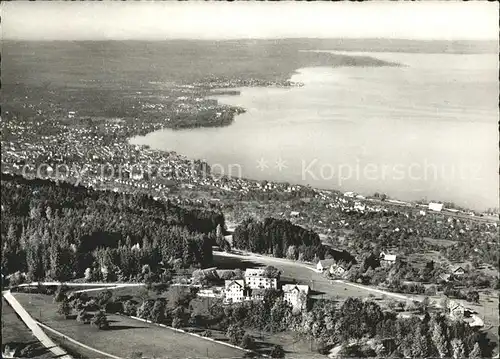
[13,293,246,359]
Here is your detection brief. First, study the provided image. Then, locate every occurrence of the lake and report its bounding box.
[130,51,499,210]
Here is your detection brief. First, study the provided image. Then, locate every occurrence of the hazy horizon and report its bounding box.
[2,2,498,41]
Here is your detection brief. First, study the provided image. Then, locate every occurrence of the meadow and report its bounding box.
[14,293,246,359]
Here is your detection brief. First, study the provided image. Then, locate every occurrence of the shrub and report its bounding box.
[57,300,71,319]
[226,324,245,345]
[54,285,68,303]
[240,334,255,349]
[270,345,285,358]
[123,300,137,316]
[85,298,99,311]
[171,317,183,328]
[97,290,113,306]
[76,309,90,324]
[18,343,40,358]
[91,310,109,330]
[317,339,330,355]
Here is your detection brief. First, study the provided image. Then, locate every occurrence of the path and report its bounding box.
[2,290,73,359]
[18,281,145,288]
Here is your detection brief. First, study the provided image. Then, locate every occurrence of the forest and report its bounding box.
[232,217,325,261]
[1,173,224,283]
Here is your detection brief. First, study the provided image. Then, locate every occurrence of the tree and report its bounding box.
[57,300,71,319]
[226,324,245,345]
[76,309,90,323]
[431,320,448,358]
[439,296,449,312]
[91,310,109,330]
[171,316,183,328]
[54,284,69,302]
[466,290,480,304]
[240,333,255,349]
[412,325,430,358]
[451,338,465,359]
[421,296,431,312]
[136,300,154,320]
[97,290,113,307]
[270,345,285,358]
[263,266,281,279]
[469,342,481,359]
[286,245,297,260]
[151,299,166,323]
[123,300,137,316]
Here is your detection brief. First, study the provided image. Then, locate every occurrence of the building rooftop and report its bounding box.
[282,284,309,294]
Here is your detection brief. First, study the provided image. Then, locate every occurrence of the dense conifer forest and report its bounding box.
[1,173,223,282]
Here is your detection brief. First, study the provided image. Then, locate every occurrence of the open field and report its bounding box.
[1,298,52,359]
[14,293,246,359]
[3,295,94,359]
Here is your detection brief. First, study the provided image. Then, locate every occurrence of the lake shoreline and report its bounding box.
[129,58,497,212]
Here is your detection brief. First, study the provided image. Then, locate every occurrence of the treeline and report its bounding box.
[1,173,223,282]
[232,217,323,260]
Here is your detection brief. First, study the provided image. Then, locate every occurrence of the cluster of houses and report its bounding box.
[316,252,398,277]
[439,265,467,283]
[197,268,310,311]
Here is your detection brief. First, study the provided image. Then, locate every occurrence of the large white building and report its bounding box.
[224,280,247,304]
[244,268,278,290]
[428,202,443,212]
[380,252,397,267]
[283,284,309,310]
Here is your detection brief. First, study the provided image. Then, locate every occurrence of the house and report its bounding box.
[224,280,247,304]
[380,252,397,267]
[282,284,309,311]
[451,265,466,277]
[439,273,452,282]
[244,268,278,290]
[250,288,266,301]
[331,263,347,277]
[428,202,443,212]
[197,287,224,299]
[448,301,467,319]
[316,259,336,273]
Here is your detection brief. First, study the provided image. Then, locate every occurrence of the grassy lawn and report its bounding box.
[1,298,52,359]
[14,293,246,359]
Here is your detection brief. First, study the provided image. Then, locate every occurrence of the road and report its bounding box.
[2,290,73,359]
[18,281,145,288]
